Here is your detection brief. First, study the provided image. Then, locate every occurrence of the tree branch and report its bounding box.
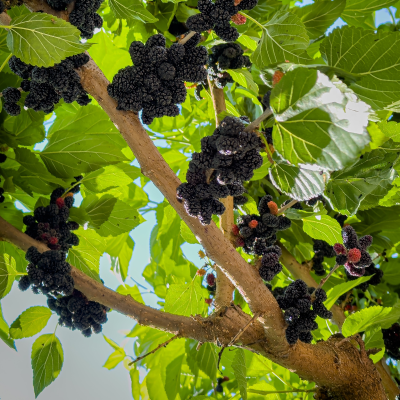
[244,108,272,133]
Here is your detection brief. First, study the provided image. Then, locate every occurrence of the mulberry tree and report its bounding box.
[2,0,400,399]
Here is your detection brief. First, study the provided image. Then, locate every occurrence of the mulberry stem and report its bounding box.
[244,108,273,133]
[277,199,298,215]
[316,263,340,290]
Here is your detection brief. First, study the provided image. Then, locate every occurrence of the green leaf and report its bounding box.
[6,13,90,67]
[66,228,105,282]
[269,162,327,201]
[232,349,247,400]
[0,302,16,350]
[251,11,310,68]
[147,368,169,400]
[96,198,145,237]
[116,284,144,304]
[164,276,209,317]
[107,233,135,282]
[302,215,343,245]
[109,0,157,22]
[10,306,52,339]
[82,163,141,193]
[197,342,218,380]
[271,67,370,170]
[102,335,126,369]
[82,194,118,229]
[364,325,385,350]
[292,0,346,39]
[342,305,400,337]
[324,275,372,310]
[251,155,271,181]
[31,333,63,397]
[165,355,184,400]
[226,69,258,95]
[0,201,24,231]
[180,221,199,244]
[320,26,400,110]
[130,368,140,400]
[381,259,400,285]
[40,131,128,179]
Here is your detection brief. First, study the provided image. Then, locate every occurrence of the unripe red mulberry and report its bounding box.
[272,71,284,86]
[231,13,246,25]
[248,220,258,229]
[267,201,278,216]
[206,273,216,286]
[56,197,65,208]
[348,248,361,263]
[236,237,245,247]
[197,268,206,276]
[232,224,240,236]
[48,237,59,245]
[205,298,213,305]
[333,243,346,255]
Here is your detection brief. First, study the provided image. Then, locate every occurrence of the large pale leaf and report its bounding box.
[271,67,370,170]
[232,349,247,400]
[196,342,218,380]
[251,11,310,68]
[82,194,117,229]
[10,306,52,339]
[40,131,128,178]
[321,26,400,110]
[109,0,157,22]
[269,162,327,201]
[292,0,346,39]
[164,277,209,317]
[108,234,135,282]
[6,13,90,67]
[226,69,258,95]
[31,334,63,397]
[302,215,343,245]
[342,305,400,337]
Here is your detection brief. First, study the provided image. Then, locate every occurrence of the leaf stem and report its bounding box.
[248,389,316,395]
[0,53,12,74]
[0,25,12,29]
[244,108,273,132]
[277,199,298,215]
[388,7,396,25]
[239,12,264,30]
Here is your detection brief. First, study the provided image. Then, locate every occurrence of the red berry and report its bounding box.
[248,220,258,229]
[205,298,213,305]
[197,269,206,277]
[345,304,352,311]
[333,243,347,255]
[55,197,65,208]
[41,233,50,241]
[272,71,284,86]
[236,237,245,247]
[267,201,278,216]
[48,237,59,245]
[232,224,240,236]
[223,376,230,381]
[206,273,216,286]
[231,13,246,25]
[348,248,361,263]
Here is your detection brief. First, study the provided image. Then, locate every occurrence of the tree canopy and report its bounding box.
[2,0,400,399]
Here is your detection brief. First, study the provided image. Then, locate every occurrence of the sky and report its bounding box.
[0,3,398,400]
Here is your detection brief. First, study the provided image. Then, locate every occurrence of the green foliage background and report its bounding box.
[2,0,400,398]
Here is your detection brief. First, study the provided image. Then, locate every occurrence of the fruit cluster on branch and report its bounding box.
[4,54,90,116]
[186,0,258,41]
[177,116,263,225]
[108,33,207,125]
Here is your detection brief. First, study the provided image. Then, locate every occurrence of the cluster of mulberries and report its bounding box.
[346,262,383,291]
[108,33,207,125]
[47,289,109,337]
[312,240,336,277]
[45,0,103,39]
[18,247,74,296]
[231,195,291,281]
[383,323,400,360]
[0,0,23,12]
[276,280,332,344]
[208,43,251,88]
[4,54,90,116]
[22,178,82,251]
[69,0,103,39]
[176,116,263,225]
[333,226,373,277]
[186,0,258,42]
[216,376,229,393]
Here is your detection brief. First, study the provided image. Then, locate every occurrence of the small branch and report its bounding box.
[248,389,316,395]
[317,264,340,290]
[128,333,181,365]
[178,31,197,45]
[244,108,273,132]
[228,312,261,347]
[277,199,298,215]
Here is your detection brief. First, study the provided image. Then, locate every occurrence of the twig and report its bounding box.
[316,264,340,290]
[128,333,181,365]
[178,31,197,45]
[228,312,261,347]
[277,199,298,215]
[244,108,273,132]
[248,389,316,395]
